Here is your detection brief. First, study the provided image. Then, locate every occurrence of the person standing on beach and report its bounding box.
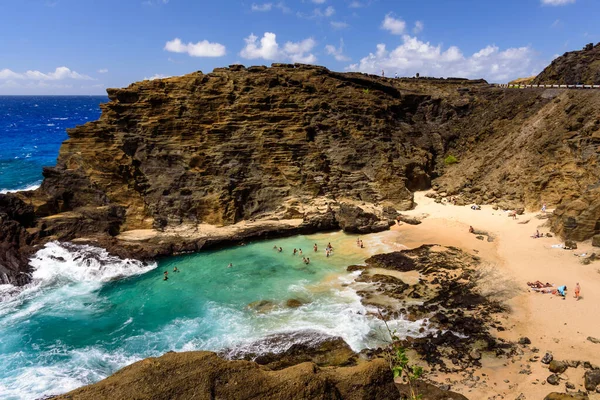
[574,282,581,300]
[541,203,547,213]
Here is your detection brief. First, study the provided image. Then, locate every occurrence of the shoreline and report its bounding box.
[381,191,600,399]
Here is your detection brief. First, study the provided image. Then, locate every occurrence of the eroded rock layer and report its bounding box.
[2,63,600,284]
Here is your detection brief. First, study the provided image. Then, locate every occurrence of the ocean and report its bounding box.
[0,96,423,400]
[0,96,107,193]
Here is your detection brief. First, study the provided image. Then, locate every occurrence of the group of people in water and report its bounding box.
[163,267,179,280]
[527,281,581,300]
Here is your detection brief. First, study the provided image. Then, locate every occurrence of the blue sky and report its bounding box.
[0,0,598,94]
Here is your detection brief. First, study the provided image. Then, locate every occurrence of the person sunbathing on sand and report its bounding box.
[531,230,541,238]
[528,281,552,288]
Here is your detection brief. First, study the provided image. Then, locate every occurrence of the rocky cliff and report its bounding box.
[533,42,600,85]
[2,62,600,285]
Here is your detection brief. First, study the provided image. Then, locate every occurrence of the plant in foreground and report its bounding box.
[379,311,424,400]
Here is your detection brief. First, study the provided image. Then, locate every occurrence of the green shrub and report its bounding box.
[444,155,458,165]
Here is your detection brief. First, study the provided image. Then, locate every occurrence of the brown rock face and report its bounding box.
[3,62,600,285]
[533,42,600,85]
[53,351,398,400]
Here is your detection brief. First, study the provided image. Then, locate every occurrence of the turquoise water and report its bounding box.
[0,231,425,399]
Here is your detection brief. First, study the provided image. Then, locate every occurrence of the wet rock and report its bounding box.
[547,374,561,385]
[549,360,568,374]
[285,299,304,308]
[542,352,554,364]
[247,300,277,313]
[584,369,600,391]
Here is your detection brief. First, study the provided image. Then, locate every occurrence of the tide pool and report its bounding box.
[0,231,424,400]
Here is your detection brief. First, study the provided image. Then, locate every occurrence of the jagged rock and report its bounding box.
[585,369,600,391]
[519,337,532,345]
[549,360,568,374]
[335,203,393,234]
[547,374,561,385]
[52,351,398,400]
[396,213,422,225]
[533,42,600,85]
[542,353,554,364]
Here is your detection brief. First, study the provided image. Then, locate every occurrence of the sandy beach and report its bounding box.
[385,191,600,399]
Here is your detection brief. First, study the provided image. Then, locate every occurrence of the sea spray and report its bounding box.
[0,232,430,400]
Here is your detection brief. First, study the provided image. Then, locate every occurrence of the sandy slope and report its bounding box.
[387,191,600,399]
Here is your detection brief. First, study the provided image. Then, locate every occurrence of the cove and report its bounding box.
[0,231,424,400]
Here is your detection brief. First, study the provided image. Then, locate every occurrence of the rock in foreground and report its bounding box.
[53,351,398,400]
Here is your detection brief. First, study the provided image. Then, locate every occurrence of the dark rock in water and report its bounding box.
[543,392,589,400]
[396,380,468,400]
[518,337,531,345]
[285,299,304,308]
[549,360,568,374]
[247,300,277,313]
[51,351,398,400]
[547,374,561,385]
[221,331,357,371]
[542,352,554,364]
[585,369,600,391]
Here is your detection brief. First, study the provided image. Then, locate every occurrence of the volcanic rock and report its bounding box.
[549,360,568,374]
[584,369,600,391]
[53,351,398,400]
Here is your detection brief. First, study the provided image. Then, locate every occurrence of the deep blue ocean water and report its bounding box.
[0,96,107,192]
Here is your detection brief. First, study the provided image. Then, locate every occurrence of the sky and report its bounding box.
[0,0,598,95]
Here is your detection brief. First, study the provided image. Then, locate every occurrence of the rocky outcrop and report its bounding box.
[3,58,600,285]
[53,351,399,400]
[533,42,600,85]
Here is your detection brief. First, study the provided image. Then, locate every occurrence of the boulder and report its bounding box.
[518,337,532,345]
[53,351,399,400]
[565,240,578,250]
[335,203,393,234]
[549,360,568,374]
[542,352,554,364]
[585,369,600,391]
[547,374,561,385]
[592,235,600,248]
[543,392,589,400]
[285,299,304,308]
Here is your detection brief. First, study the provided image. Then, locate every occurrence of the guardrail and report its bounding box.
[494,83,600,89]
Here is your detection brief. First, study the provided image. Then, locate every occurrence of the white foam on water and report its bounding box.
[0,183,41,194]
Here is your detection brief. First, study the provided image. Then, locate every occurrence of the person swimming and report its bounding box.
[293,248,297,255]
[278,247,283,252]
[299,248,302,255]
[173,267,179,272]
[163,271,168,281]
[227,263,233,268]
[313,243,318,252]
[306,257,310,264]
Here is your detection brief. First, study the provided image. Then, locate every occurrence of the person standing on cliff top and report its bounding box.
[381,69,385,77]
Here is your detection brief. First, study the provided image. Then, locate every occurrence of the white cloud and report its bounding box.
[98,68,108,74]
[251,3,272,11]
[164,38,226,57]
[347,35,541,82]
[312,0,326,3]
[144,74,171,81]
[349,1,363,8]
[541,0,575,5]
[381,13,406,35]
[240,32,317,64]
[413,20,424,34]
[325,39,350,62]
[330,21,349,29]
[312,5,335,17]
[0,66,93,81]
[551,19,563,28]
